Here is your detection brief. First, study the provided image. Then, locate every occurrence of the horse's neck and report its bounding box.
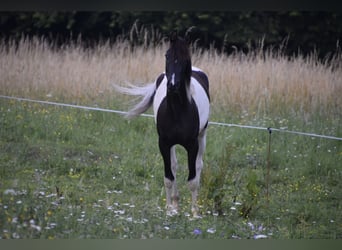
[167,84,190,118]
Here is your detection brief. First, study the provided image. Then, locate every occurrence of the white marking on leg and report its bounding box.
[164,177,176,216]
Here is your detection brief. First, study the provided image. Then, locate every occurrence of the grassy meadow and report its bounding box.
[0,36,341,239]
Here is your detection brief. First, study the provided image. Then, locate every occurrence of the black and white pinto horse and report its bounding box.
[115,31,210,217]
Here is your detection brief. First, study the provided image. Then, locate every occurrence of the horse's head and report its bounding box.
[165,30,192,95]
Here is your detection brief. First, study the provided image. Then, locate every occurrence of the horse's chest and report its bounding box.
[156,99,199,145]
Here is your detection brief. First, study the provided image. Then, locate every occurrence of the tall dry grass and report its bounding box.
[0,36,166,102]
[194,48,341,119]
[0,36,341,121]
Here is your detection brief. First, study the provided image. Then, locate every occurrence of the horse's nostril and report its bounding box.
[168,86,179,95]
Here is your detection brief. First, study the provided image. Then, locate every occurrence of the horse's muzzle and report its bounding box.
[167,81,180,93]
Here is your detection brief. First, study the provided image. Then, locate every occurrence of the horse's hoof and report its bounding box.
[166,209,178,217]
[193,213,201,218]
[166,206,178,217]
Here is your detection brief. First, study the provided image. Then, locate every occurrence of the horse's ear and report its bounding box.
[170,30,178,44]
[185,26,196,44]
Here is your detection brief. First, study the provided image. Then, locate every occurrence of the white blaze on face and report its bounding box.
[171,73,175,86]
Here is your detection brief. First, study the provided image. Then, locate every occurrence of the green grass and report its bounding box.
[1,97,341,239]
[0,37,341,238]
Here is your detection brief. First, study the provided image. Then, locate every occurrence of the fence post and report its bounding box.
[266,127,272,204]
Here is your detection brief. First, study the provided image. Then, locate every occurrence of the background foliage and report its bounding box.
[0,11,341,57]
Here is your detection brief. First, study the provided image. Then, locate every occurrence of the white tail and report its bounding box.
[113,82,156,119]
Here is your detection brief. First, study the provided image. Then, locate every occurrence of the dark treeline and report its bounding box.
[0,11,341,58]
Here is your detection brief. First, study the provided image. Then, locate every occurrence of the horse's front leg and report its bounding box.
[170,146,179,211]
[159,139,178,216]
[188,131,206,217]
[187,139,200,217]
